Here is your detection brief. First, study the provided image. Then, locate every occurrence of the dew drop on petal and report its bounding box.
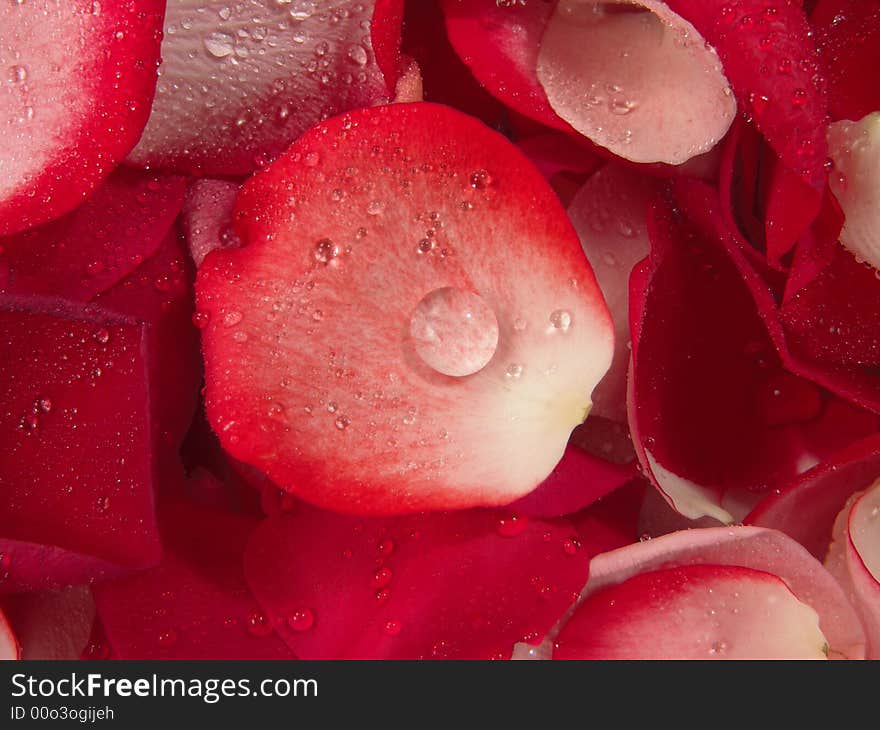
[409,287,499,377]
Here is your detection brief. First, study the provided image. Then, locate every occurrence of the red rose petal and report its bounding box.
[556,563,828,659]
[401,0,506,127]
[244,504,590,659]
[507,444,637,519]
[747,435,880,560]
[630,179,816,520]
[0,297,159,592]
[198,102,613,514]
[95,232,201,468]
[537,1,736,165]
[93,495,295,660]
[576,525,865,659]
[1,586,95,660]
[812,0,880,121]
[0,0,164,235]
[128,1,399,176]
[181,179,242,269]
[0,607,18,659]
[440,0,567,130]
[0,167,185,301]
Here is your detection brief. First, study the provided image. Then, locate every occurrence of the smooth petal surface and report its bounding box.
[578,526,865,659]
[538,0,735,164]
[128,0,399,175]
[555,563,828,659]
[0,297,159,592]
[93,495,295,660]
[0,168,185,301]
[827,113,880,273]
[198,102,613,514]
[244,505,590,659]
[0,0,164,235]
[440,0,566,130]
[568,163,656,421]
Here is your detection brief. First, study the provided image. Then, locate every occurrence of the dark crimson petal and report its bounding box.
[0,167,185,302]
[1,586,95,659]
[781,244,880,368]
[812,0,880,121]
[95,231,201,467]
[439,0,568,130]
[244,505,590,659]
[630,179,816,520]
[747,434,880,560]
[508,444,637,518]
[401,0,506,127]
[570,479,647,556]
[0,1,165,235]
[93,494,295,660]
[0,297,159,592]
[668,0,828,188]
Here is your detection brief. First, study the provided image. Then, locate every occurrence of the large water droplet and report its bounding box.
[409,287,499,377]
[204,31,235,58]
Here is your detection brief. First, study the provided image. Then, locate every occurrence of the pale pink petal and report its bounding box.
[537,0,736,164]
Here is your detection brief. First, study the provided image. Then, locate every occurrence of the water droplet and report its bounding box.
[313,238,339,264]
[346,44,368,66]
[496,515,529,538]
[409,287,499,377]
[222,311,243,327]
[287,608,314,632]
[383,619,402,636]
[469,169,493,190]
[94,328,110,344]
[96,496,110,511]
[246,612,273,637]
[38,397,52,413]
[602,252,617,266]
[334,415,350,430]
[8,64,27,83]
[157,629,178,647]
[549,309,572,332]
[373,566,393,588]
[609,98,637,115]
[377,537,395,556]
[709,640,729,656]
[204,31,235,58]
[505,363,523,379]
[563,537,581,555]
[192,311,210,328]
[367,199,385,215]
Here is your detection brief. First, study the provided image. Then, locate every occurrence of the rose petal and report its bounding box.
[198,102,613,514]
[537,0,735,165]
[128,0,398,175]
[578,525,865,659]
[181,179,242,269]
[93,495,295,659]
[0,1,164,235]
[630,179,818,520]
[826,113,880,273]
[568,162,656,421]
[845,480,880,657]
[440,0,567,130]
[555,563,828,659]
[95,232,201,468]
[1,586,95,660]
[0,167,185,301]
[813,0,880,122]
[244,505,590,659]
[0,607,18,659]
[0,297,160,593]
[507,444,637,518]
